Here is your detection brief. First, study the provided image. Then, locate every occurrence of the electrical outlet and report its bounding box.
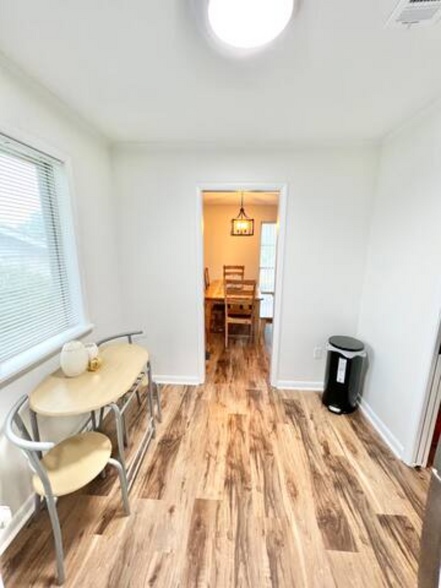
[0,506,12,529]
[313,347,323,360]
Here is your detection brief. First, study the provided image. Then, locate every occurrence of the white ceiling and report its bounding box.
[204,191,279,206]
[0,0,441,144]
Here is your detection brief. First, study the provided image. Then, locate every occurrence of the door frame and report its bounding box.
[195,182,288,386]
[411,318,441,466]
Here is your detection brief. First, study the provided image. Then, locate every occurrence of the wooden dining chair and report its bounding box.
[223,265,245,281]
[224,279,257,347]
[5,396,130,585]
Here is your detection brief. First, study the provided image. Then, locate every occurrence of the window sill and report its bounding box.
[0,323,94,387]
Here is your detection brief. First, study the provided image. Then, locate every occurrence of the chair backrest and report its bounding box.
[223,265,245,281]
[5,396,54,453]
[225,279,256,320]
[96,330,143,346]
[204,267,210,290]
[5,396,55,492]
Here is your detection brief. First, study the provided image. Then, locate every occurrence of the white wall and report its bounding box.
[113,145,377,386]
[357,104,441,463]
[0,60,122,549]
[203,202,278,282]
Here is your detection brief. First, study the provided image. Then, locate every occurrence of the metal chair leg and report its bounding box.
[98,407,105,429]
[155,382,162,423]
[29,410,42,458]
[122,413,129,448]
[146,362,156,438]
[108,458,130,515]
[108,403,127,471]
[45,493,65,585]
[90,411,97,431]
[34,494,41,517]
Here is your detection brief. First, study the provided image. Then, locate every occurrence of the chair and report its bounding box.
[224,279,257,347]
[223,265,245,281]
[96,331,162,447]
[5,396,131,585]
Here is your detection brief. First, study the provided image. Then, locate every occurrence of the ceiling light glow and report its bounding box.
[208,0,294,50]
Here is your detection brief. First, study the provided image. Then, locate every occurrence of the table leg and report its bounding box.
[206,300,213,352]
[108,403,127,472]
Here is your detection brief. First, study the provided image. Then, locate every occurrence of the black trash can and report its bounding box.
[322,336,366,414]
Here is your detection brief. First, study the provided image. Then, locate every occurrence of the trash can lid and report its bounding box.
[329,336,364,352]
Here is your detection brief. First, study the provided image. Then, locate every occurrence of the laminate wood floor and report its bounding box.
[1,334,430,587]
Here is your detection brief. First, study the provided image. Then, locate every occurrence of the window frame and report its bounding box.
[259,221,278,320]
[0,127,93,386]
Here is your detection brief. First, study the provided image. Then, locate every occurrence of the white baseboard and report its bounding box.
[275,380,324,391]
[153,375,201,386]
[0,493,34,556]
[359,398,404,459]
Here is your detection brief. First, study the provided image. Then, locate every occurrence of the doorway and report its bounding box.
[414,337,441,466]
[196,183,287,386]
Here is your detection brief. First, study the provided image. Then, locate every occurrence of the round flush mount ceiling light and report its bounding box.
[207,0,294,50]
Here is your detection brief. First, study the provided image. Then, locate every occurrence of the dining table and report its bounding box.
[28,342,156,494]
[205,278,263,343]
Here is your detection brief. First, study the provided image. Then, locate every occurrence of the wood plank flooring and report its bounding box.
[1,334,430,587]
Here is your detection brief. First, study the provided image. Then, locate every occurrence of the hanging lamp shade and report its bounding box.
[231,192,254,236]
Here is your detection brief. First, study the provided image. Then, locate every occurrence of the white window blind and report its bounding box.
[0,134,84,369]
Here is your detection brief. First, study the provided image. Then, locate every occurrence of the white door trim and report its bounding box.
[195,182,288,386]
[411,319,441,466]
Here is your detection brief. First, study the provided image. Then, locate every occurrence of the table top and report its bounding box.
[205,279,263,302]
[29,343,149,417]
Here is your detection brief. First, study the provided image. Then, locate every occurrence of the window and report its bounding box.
[259,222,277,319]
[0,133,88,382]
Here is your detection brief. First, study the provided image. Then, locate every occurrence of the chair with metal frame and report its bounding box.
[95,331,162,448]
[5,396,130,585]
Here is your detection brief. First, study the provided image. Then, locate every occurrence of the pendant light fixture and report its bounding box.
[231,192,254,236]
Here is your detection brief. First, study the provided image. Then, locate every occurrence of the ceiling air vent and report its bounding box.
[386,0,441,27]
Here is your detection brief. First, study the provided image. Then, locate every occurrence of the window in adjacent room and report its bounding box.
[259,221,277,319]
[0,133,88,382]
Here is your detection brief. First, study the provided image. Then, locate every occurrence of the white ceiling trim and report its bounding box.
[111,138,380,151]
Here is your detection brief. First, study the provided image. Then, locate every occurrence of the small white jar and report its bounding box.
[60,341,89,378]
[84,342,99,361]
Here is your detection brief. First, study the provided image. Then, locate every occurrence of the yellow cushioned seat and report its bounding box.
[32,432,112,497]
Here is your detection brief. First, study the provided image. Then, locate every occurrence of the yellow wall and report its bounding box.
[203,203,278,281]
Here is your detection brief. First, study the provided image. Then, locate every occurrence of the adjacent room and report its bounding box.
[203,189,280,360]
[0,1,441,586]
